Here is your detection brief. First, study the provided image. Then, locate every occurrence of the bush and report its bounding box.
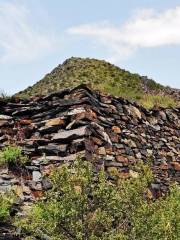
[131,185,180,240]
[0,145,28,167]
[0,192,14,222]
[16,158,180,240]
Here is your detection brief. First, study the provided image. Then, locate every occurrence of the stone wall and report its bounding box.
[0,85,179,204]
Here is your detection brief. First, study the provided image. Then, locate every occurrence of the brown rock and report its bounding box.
[74,109,97,121]
[32,190,43,199]
[105,146,113,155]
[171,162,180,171]
[116,155,128,164]
[112,126,121,133]
[46,118,65,127]
[92,137,103,145]
[97,147,106,155]
[109,133,119,143]
[160,163,169,170]
[20,119,32,125]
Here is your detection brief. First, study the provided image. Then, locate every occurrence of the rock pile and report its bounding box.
[0,85,179,204]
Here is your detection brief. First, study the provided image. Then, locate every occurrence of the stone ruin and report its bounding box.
[0,85,179,238]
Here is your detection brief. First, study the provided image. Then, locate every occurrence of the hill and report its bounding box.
[16,57,179,108]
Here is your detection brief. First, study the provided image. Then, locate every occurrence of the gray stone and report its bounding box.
[37,153,78,162]
[0,114,12,120]
[26,166,40,171]
[53,126,87,141]
[32,171,42,182]
[42,177,53,190]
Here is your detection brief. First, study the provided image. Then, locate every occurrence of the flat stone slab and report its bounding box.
[36,153,78,162]
[52,126,88,141]
[0,115,12,120]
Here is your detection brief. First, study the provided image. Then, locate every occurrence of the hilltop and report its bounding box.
[16,57,179,108]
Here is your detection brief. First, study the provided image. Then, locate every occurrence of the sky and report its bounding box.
[0,0,180,95]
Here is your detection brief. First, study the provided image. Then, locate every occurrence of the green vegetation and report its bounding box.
[0,192,14,222]
[139,94,177,109]
[131,186,180,240]
[16,158,180,240]
[16,57,178,108]
[0,145,28,167]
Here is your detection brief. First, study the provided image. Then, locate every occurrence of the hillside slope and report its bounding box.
[16,57,179,108]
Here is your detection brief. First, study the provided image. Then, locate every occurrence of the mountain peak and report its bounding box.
[16,57,179,108]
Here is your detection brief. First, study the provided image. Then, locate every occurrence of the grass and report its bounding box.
[0,192,14,222]
[0,146,28,167]
[139,94,177,109]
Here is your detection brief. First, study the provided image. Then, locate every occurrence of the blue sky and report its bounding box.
[0,0,180,94]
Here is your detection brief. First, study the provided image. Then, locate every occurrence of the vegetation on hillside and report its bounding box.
[0,145,28,167]
[15,158,180,240]
[16,57,178,109]
[0,193,14,223]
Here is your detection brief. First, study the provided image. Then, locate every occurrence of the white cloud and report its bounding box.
[0,1,57,63]
[68,6,180,63]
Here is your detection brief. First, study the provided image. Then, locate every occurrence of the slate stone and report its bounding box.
[0,114,12,120]
[38,125,61,134]
[38,144,68,155]
[32,171,42,182]
[52,126,88,141]
[42,177,53,190]
[36,153,78,162]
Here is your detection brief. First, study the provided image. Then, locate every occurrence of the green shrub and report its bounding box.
[0,145,28,167]
[0,192,14,222]
[16,158,180,240]
[132,185,180,240]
